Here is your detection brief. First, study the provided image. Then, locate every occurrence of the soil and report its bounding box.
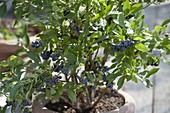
[45,89,125,113]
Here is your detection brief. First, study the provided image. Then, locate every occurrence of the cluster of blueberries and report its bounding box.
[147,60,159,66]
[31,40,44,48]
[94,61,113,88]
[36,88,46,92]
[126,14,134,20]
[53,61,69,76]
[45,76,59,86]
[111,40,136,52]
[78,73,95,86]
[40,50,60,61]
[31,40,60,61]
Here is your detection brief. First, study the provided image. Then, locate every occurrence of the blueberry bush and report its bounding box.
[0,0,170,112]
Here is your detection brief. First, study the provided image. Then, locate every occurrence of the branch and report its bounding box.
[102,51,109,66]
[91,88,108,108]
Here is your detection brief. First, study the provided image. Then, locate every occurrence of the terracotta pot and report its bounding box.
[32,91,135,113]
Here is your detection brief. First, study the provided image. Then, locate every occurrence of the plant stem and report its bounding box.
[91,88,108,108]
[85,86,91,106]
[102,51,109,66]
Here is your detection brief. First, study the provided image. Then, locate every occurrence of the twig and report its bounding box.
[102,51,109,66]
[92,88,108,108]
[85,87,92,106]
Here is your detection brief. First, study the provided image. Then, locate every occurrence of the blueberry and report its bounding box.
[93,23,98,27]
[36,88,46,92]
[102,66,108,73]
[94,61,99,65]
[118,41,129,50]
[128,41,135,46]
[154,63,159,66]
[53,67,60,72]
[126,14,134,19]
[64,10,70,16]
[23,108,29,113]
[165,33,169,37]
[51,54,60,61]
[22,100,30,106]
[31,40,44,48]
[57,76,62,79]
[36,88,41,92]
[62,68,69,75]
[77,76,82,81]
[82,79,88,86]
[102,74,108,82]
[40,51,52,60]
[111,45,120,52]
[53,61,65,72]
[45,79,54,85]
[53,77,58,85]
[106,83,113,89]
[6,101,13,106]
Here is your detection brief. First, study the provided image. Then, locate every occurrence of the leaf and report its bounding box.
[145,68,159,78]
[0,3,7,17]
[87,73,94,82]
[27,51,40,63]
[10,84,20,100]
[154,26,162,34]
[117,14,125,28]
[23,24,30,47]
[50,88,56,95]
[117,76,125,89]
[67,90,76,102]
[123,0,130,16]
[105,4,113,15]
[143,79,153,88]
[161,19,170,26]
[46,89,52,99]
[135,43,148,52]
[129,3,142,14]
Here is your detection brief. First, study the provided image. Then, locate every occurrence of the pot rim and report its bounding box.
[32,90,135,113]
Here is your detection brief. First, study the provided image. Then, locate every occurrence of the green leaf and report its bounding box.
[117,14,125,28]
[67,90,76,102]
[0,3,7,17]
[27,51,40,63]
[46,88,52,99]
[10,84,20,100]
[105,4,114,15]
[161,19,170,26]
[129,3,142,14]
[123,0,130,16]
[23,24,30,47]
[143,79,153,88]
[154,26,162,34]
[145,68,159,78]
[117,76,125,89]
[55,83,64,101]
[135,43,148,52]
[87,73,94,82]
[50,88,56,95]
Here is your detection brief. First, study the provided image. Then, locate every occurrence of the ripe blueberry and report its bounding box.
[51,54,60,61]
[41,51,52,60]
[64,10,70,16]
[31,40,44,48]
